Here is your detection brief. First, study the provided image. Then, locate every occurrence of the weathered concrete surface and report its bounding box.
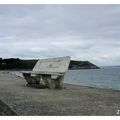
[0,99,17,115]
[33,56,71,73]
[23,56,70,89]
[0,71,120,116]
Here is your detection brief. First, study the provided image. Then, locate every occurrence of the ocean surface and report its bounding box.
[10,66,120,91]
[65,66,120,91]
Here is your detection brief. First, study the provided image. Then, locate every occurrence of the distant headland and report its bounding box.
[0,58,100,70]
[69,60,100,69]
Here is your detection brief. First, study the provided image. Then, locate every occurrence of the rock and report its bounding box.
[69,60,100,70]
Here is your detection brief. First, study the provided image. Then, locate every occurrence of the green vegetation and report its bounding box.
[0,58,99,70]
[0,58,37,70]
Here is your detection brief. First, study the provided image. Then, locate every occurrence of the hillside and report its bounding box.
[69,60,99,69]
[0,58,99,70]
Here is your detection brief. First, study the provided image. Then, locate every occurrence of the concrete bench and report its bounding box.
[22,56,71,89]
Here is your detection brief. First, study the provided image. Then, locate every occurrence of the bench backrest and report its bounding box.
[33,56,71,74]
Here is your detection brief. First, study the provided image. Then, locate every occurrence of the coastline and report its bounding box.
[0,71,120,115]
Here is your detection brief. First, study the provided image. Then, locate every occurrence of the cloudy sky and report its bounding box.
[0,5,120,66]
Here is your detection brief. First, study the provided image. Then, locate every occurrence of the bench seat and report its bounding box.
[22,71,63,76]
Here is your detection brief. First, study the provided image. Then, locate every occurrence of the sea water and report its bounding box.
[65,66,120,91]
[10,66,120,91]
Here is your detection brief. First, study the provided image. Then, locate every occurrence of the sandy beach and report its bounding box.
[0,71,120,116]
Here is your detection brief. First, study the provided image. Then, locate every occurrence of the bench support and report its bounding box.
[23,73,64,89]
[23,73,33,85]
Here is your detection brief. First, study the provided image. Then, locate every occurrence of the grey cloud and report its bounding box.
[0,5,120,66]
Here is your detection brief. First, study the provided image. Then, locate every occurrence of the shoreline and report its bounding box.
[0,71,120,115]
[64,83,120,92]
[2,70,120,92]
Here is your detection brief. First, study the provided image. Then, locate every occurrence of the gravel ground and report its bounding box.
[0,71,120,116]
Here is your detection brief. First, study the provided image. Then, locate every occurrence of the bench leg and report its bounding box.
[42,75,56,89]
[23,73,33,85]
[59,75,64,87]
[55,75,64,88]
[35,75,41,84]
